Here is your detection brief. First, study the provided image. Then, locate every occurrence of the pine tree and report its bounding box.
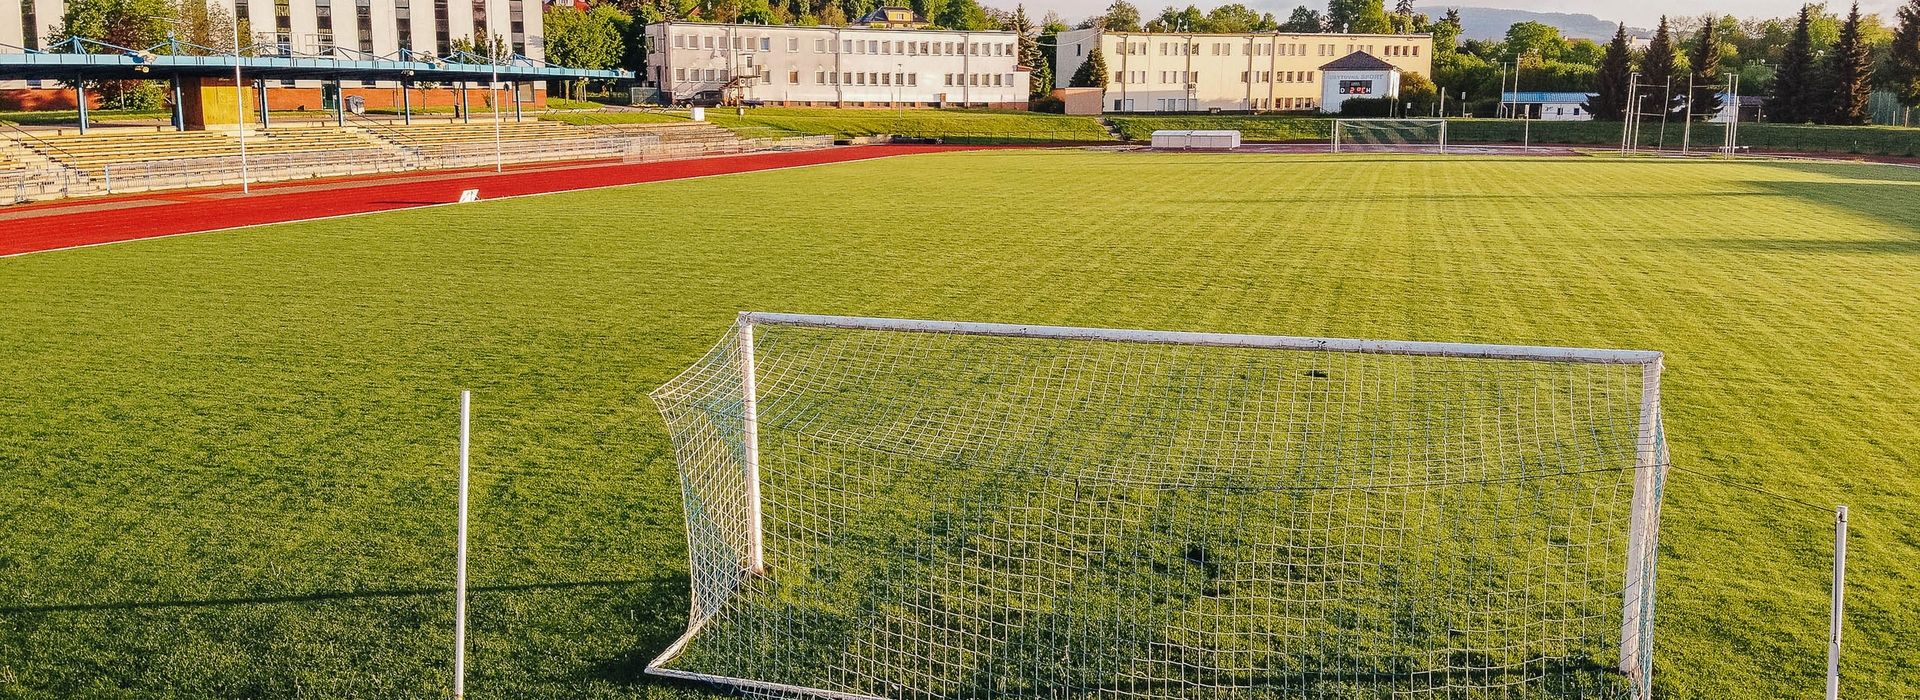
[1641,16,1681,117]
[1070,45,1109,88]
[1826,2,1874,124]
[1586,23,1633,121]
[1888,0,1920,113]
[1772,5,1816,123]
[1010,5,1050,99]
[1687,16,1723,120]
[1390,0,1414,33]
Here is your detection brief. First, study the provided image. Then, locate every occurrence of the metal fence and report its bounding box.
[2,133,689,204]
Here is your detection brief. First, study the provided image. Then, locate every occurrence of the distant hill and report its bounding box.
[1415,6,1649,42]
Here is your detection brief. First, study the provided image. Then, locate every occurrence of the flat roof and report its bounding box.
[1097,30,1432,40]
[650,21,1013,35]
[0,51,631,83]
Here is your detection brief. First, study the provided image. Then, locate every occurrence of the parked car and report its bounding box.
[682,90,724,107]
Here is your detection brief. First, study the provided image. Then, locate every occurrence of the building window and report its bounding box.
[508,0,525,54]
[907,73,916,86]
[20,0,39,49]
[313,0,334,52]
[760,37,770,50]
[789,69,799,83]
[393,0,411,52]
[432,0,450,55]
[353,0,373,53]
[274,0,292,54]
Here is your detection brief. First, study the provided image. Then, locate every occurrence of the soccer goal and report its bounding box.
[1332,118,1449,153]
[649,312,1670,700]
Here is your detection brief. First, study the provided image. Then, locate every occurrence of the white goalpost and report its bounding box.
[649,312,1670,700]
[1332,118,1450,154]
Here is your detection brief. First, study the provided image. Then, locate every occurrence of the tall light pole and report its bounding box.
[491,39,503,173]
[232,8,250,194]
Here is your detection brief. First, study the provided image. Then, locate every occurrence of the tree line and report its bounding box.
[1580,2,1917,124]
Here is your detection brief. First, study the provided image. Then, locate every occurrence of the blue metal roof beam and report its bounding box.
[0,41,629,83]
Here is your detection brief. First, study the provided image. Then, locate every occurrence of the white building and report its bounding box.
[1319,51,1403,114]
[645,20,1027,108]
[2,0,545,106]
[1052,28,1431,113]
[1501,91,1595,120]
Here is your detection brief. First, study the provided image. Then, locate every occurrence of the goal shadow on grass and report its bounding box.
[0,577,666,615]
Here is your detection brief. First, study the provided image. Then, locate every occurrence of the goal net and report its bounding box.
[649,313,1669,700]
[1332,119,1449,153]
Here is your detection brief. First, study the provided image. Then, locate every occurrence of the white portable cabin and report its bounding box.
[1149,130,1242,150]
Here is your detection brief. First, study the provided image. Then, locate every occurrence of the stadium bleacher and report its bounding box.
[1,115,816,203]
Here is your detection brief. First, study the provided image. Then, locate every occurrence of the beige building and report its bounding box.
[1052,29,1431,113]
[645,21,1027,108]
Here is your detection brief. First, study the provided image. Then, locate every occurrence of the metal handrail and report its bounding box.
[0,120,82,160]
[344,111,420,146]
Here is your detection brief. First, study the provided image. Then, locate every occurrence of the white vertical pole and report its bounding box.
[737,319,766,574]
[232,16,250,194]
[1621,358,1665,697]
[454,390,471,700]
[1828,505,1848,700]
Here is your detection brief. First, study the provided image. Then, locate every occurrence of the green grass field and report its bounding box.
[3,151,1918,699]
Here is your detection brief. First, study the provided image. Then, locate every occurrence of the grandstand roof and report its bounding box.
[0,48,629,83]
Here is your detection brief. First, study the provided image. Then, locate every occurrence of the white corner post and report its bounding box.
[1330,122,1340,153]
[1438,120,1448,154]
[453,390,472,700]
[737,317,767,575]
[1828,505,1849,700]
[1620,357,1666,698]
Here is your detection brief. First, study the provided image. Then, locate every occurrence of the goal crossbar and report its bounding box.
[742,312,1660,365]
[649,312,1670,700]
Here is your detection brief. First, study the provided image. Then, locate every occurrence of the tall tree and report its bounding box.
[1069,45,1109,88]
[933,0,990,30]
[1772,4,1817,122]
[1326,0,1389,34]
[1432,8,1461,56]
[1642,16,1682,116]
[1505,21,1568,61]
[1390,0,1413,33]
[1094,0,1140,31]
[1281,6,1323,32]
[1009,5,1050,99]
[1587,23,1633,120]
[1892,0,1920,112]
[1825,2,1874,123]
[1687,16,1724,119]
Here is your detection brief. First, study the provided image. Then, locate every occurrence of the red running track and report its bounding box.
[1,144,984,257]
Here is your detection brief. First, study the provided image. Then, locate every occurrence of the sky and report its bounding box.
[1015,0,1907,29]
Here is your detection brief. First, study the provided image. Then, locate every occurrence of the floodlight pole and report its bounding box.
[454,390,472,700]
[232,15,250,194]
[1828,505,1848,700]
[737,317,766,575]
[491,48,503,173]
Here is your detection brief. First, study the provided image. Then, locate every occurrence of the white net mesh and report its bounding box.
[1334,120,1448,153]
[649,315,1666,700]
